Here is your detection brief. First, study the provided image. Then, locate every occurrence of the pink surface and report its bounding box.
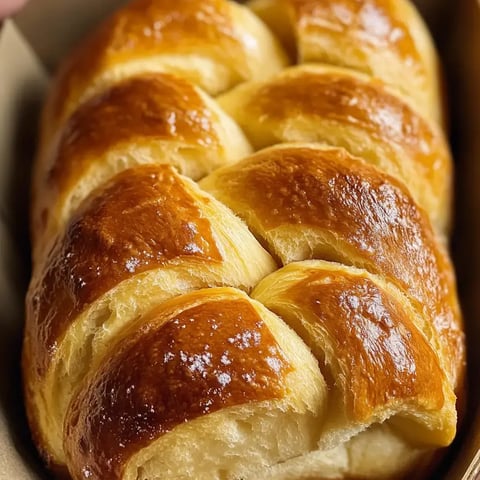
[0,0,29,19]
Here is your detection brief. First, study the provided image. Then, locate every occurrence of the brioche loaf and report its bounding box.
[23,0,465,479]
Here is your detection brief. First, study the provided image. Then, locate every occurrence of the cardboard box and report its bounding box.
[0,0,478,478]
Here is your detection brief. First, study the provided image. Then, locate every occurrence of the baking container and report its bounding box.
[0,0,478,478]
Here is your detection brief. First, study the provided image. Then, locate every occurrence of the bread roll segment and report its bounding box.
[248,0,443,125]
[23,0,465,478]
[32,72,252,262]
[24,164,276,469]
[63,288,326,480]
[39,0,289,149]
[251,260,457,479]
[200,144,463,389]
[252,261,456,448]
[218,64,452,233]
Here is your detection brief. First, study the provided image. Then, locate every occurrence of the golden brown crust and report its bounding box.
[34,73,221,246]
[200,145,464,386]
[48,73,219,188]
[248,69,446,166]
[249,0,442,123]
[41,0,287,144]
[27,165,223,377]
[44,0,236,132]
[64,292,292,479]
[251,261,457,448]
[219,65,451,231]
[286,268,445,421]
[288,0,421,62]
[32,71,253,262]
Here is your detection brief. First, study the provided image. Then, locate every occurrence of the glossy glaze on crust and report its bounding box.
[43,0,271,138]
[289,0,421,63]
[248,69,447,175]
[218,65,451,232]
[26,165,222,377]
[46,73,219,191]
[202,145,463,384]
[287,268,445,421]
[64,295,292,479]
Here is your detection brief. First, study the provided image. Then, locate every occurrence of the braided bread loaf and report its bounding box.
[23,1,465,479]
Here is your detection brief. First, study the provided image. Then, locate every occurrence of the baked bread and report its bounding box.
[23,0,465,479]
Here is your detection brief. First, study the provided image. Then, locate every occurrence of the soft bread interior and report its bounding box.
[125,404,321,480]
[256,422,430,480]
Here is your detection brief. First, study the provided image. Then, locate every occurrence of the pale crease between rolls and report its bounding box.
[23,0,464,479]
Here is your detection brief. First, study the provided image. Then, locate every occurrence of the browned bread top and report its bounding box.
[23,0,463,478]
[40,0,288,146]
[200,144,463,386]
[64,290,293,479]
